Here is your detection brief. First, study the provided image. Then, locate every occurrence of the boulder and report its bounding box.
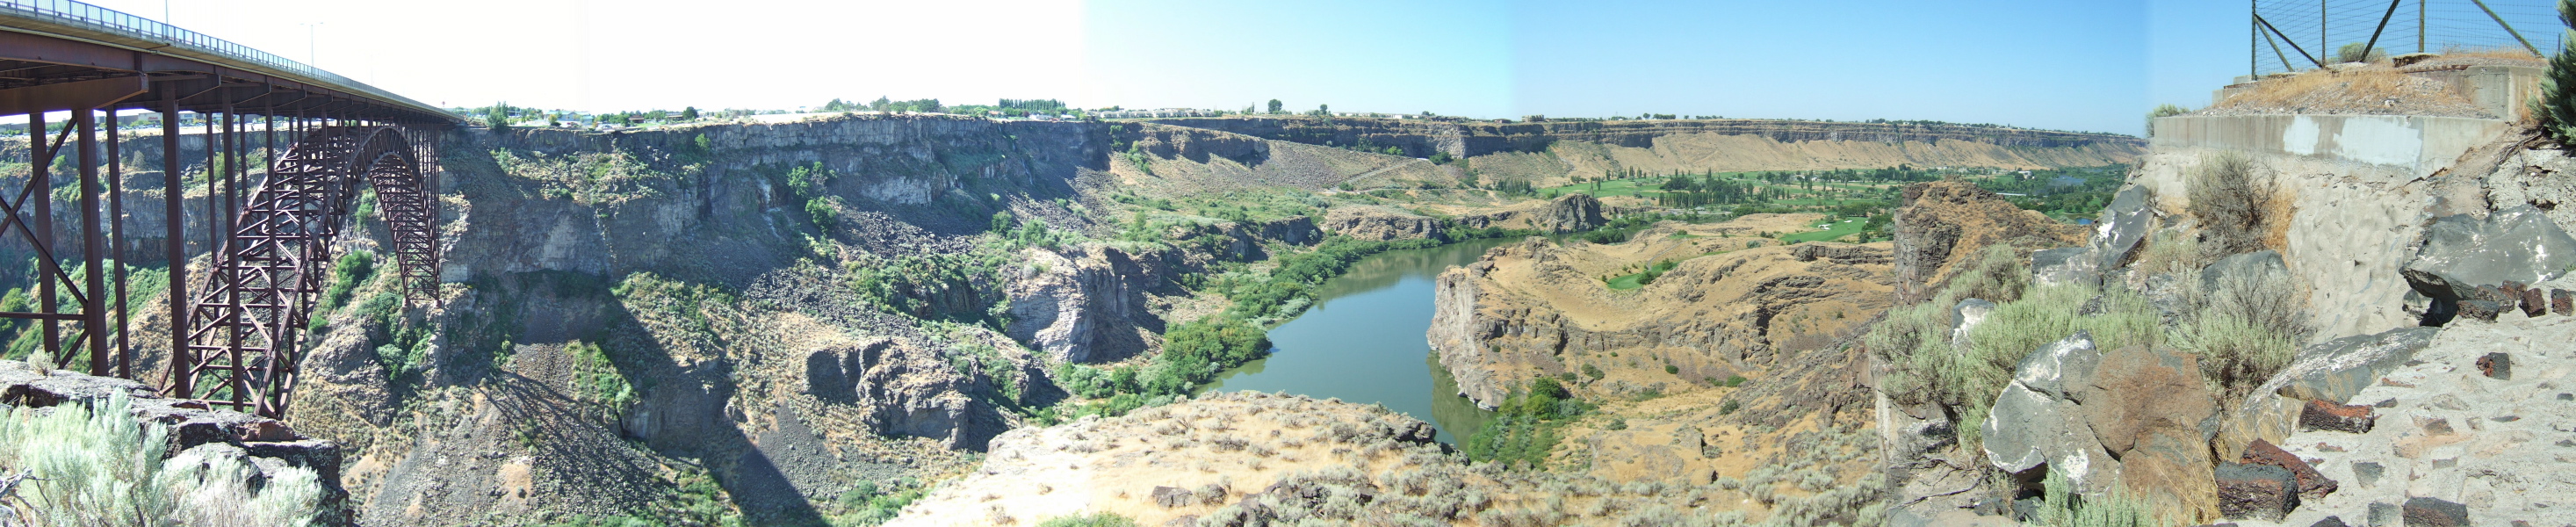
[2089,185,2155,272]
[2216,462,2299,521]
[1151,486,1194,508]
[2401,206,2576,325]
[2200,249,2288,295]
[2031,246,2097,287]
[2298,399,2375,433]
[2400,497,2469,527]
[2084,343,2222,518]
[1981,333,2111,487]
[1950,298,1998,350]
[2555,289,2572,315]
[2237,439,2335,500]
[2256,327,2440,405]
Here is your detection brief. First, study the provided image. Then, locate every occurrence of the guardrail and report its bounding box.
[0,0,451,119]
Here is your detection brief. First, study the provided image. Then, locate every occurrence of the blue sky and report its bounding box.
[71,0,2341,135]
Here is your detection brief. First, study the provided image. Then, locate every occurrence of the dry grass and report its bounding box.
[2428,45,2543,64]
[2211,65,2485,117]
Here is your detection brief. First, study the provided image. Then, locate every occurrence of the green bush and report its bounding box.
[2029,466,2166,527]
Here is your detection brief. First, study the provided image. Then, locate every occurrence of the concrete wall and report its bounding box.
[2150,114,2506,177]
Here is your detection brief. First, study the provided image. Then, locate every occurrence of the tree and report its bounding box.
[682,106,700,120]
[2144,104,2189,137]
[482,102,510,130]
[1266,99,1283,114]
[2538,0,2576,142]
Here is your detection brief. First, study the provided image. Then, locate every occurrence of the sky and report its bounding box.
[62,0,2369,135]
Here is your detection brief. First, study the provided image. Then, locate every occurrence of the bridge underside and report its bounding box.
[4,16,455,417]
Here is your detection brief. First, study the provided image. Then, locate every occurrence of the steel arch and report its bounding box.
[170,125,440,417]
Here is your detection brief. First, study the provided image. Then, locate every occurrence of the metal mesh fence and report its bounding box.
[2251,0,2561,75]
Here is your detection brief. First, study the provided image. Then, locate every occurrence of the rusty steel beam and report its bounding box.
[162,81,190,398]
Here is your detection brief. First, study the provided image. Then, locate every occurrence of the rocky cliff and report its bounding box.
[1427,215,1894,408]
[1890,180,2089,304]
[1149,117,2146,158]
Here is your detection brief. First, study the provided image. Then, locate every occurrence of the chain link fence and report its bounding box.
[2252,0,2561,76]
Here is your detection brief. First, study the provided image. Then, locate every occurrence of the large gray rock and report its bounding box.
[2402,206,2576,324]
[1950,298,1998,350]
[2203,249,2290,294]
[2253,327,2440,405]
[2089,185,2155,271]
[1981,332,2109,486]
[2030,247,2097,287]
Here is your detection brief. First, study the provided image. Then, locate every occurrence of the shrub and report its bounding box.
[2132,229,2204,278]
[0,393,325,526]
[2030,466,2165,527]
[2175,307,2296,401]
[2334,42,2389,63]
[2144,104,2190,137]
[2187,151,2274,258]
[1948,244,2030,304]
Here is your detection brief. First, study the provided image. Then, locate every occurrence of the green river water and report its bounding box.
[1194,236,1524,444]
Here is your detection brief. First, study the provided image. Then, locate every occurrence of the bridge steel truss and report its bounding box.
[4,0,459,417]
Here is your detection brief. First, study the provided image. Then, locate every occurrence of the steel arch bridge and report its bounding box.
[4,0,459,417]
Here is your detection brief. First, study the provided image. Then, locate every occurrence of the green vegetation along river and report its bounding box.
[1196,236,1525,444]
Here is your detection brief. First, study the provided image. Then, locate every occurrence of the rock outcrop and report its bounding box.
[1453,193,1611,234]
[1892,180,2089,303]
[1429,216,1893,408]
[1321,205,1444,241]
[1145,116,2147,161]
[1979,334,2223,519]
[0,360,354,525]
[1006,246,1165,363]
[2401,205,2576,325]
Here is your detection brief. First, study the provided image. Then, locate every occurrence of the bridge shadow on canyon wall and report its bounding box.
[454,270,830,526]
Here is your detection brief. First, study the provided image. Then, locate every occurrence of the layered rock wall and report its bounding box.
[1151,117,2147,159]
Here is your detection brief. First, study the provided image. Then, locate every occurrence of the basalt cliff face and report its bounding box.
[1151,117,2145,158]
[225,114,1313,526]
[1426,215,1895,408]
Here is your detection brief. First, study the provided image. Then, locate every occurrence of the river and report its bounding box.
[1194,236,1523,444]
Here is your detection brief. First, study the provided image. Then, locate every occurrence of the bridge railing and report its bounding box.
[0,0,444,119]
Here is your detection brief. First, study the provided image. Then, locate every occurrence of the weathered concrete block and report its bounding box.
[2476,352,2511,380]
[2400,496,2469,526]
[2238,439,2336,500]
[2217,462,2298,521]
[2299,399,2376,433]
